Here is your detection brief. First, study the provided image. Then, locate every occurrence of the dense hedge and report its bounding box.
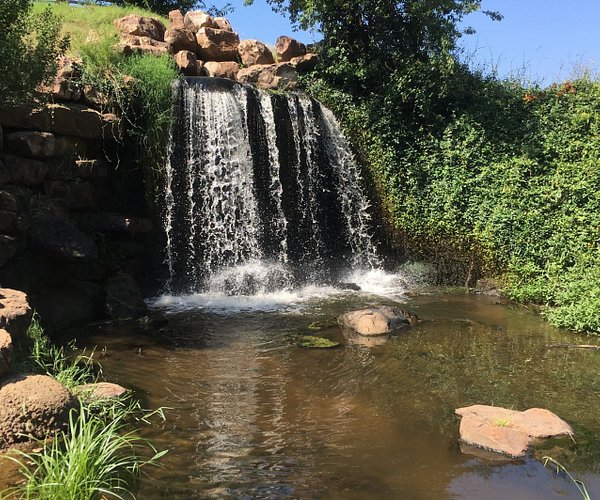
[305,72,600,334]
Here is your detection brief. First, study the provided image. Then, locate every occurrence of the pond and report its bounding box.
[68,285,600,499]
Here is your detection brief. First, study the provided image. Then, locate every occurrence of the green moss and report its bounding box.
[298,335,340,348]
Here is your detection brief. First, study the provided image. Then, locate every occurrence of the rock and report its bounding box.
[336,282,361,291]
[29,215,98,262]
[238,39,275,67]
[0,155,47,186]
[174,50,199,76]
[196,27,240,62]
[4,132,82,159]
[338,305,417,336]
[81,84,111,109]
[0,330,13,379]
[33,281,105,331]
[164,27,197,54]
[74,159,108,179]
[184,10,219,32]
[455,405,573,457]
[213,17,233,32]
[117,35,169,56]
[0,235,18,268]
[0,288,32,341]
[44,181,96,211]
[75,382,128,401]
[0,160,10,186]
[290,53,319,72]
[236,63,298,90]
[105,272,147,320]
[0,192,18,213]
[75,213,153,234]
[40,56,82,101]
[204,61,240,79]
[0,374,76,450]
[0,103,121,140]
[275,35,306,62]
[0,210,29,234]
[196,61,207,76]
[168,9,185,29]
[114,14,166,41]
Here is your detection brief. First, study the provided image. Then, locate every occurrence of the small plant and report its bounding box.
[542,456,591,500]
[494,417,512,428]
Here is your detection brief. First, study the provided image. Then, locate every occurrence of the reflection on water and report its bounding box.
[67,291,600,499]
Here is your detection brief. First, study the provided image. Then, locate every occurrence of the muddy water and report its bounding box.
[69,290,600,499]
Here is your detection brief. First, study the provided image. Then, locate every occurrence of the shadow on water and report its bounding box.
[64,290,600,499]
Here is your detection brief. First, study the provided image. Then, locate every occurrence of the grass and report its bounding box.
[493,417,512,428]
[543,456,591,500]
[6,315,168,500]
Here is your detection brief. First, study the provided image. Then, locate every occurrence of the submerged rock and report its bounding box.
[0,375,76,450]
[338,305,418,336]
[75,382,128,401]
[455,404,573,457]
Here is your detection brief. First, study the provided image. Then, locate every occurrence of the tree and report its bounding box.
[0,0,69,103]
[111,0,233,17]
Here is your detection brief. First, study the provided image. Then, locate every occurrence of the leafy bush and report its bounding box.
[0,0,68,102]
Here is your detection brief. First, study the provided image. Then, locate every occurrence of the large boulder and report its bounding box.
[174,50,199,76]
[29,215,98,262]
[236,63,298,90]
[0,103,120,140]
[196,27,240,62]
[238,39,275,67]
[213,17,233,32]
[117,35,169,56]
[204,61,240,80]
[105,272,147,320]
[0,289,32,342]
[0,375,76,450]
[0,330,13,380]
[164,27,197,54]
[290,53,319,72]
[275,35,306,62]
[0,155,47,186]
[114,14,166,41]
[455,405,573,457]
[338,305,417,336]
[168,9,185,29]
[184,10,219,32]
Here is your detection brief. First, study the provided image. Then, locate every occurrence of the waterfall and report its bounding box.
[164,77,380,295]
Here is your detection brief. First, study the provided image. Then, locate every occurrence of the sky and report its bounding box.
[222,0,600,85]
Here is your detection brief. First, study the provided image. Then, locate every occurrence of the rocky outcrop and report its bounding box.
[275,35,306,62]
[214,17,233,32]
[165,27,197,54]
[168,9,185,29]
[4,132,82,160]
[338,305,418,336]
[184,10,218,32]
[0,155,48,186]
[117,35,168,56]
[204,61,240,79]
[196,27,240,61]
[455,405,573,457]
[75,382,128,401]
[290,53,319,72]
[236,63,298,90]
[0,289,32,342]
[0,375,76,450]
[238,40,275,67]
[174,50,199,76]
[0,330,13,379]
[114,14,166,40]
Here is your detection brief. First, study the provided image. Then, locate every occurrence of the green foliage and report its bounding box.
[5,403,166,500]
[298,335,340,348]
[0,0,69,102]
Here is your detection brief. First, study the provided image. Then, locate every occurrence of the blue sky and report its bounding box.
[222,0,599,85]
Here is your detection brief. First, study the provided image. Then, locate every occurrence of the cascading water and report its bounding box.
[161,77,389,306]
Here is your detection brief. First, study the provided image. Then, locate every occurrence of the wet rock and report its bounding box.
[184,10,219,32]
[75,382,128,401]
[338,305,417,336]
[275,35,306,62]
[236,62,298,90]
[0,374,76,450]
[105,272,147,320]
[75,212,153,234]
[165,27,197,54]
[336,282,361,291]
[238,39,275,67]
[0,288,32,341]
[455,405,573,457]
[44,181,96,211]
[0,103,121,140]
[0,330,13,379]
[174,50,199,76]
[0,155,47,186]
[196,27,240,62]
[29,215,98,262]
[341,328,390,347]
[204,61,240,79]
[213,17,233,32]
[168,9,185,29]
[290,53,319,72]
[114,14,166,41]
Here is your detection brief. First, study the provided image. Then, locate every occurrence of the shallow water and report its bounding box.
[68,288,600,499]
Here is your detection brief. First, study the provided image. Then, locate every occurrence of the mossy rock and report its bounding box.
[298,335,340,348]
